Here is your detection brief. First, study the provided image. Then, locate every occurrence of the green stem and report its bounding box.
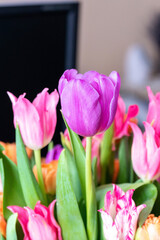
[34,149,47,203]
[86,136,92,239]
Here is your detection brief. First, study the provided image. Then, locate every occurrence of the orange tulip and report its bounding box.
[0,193,6,238]
[33,160,58,195]
[135,214,160,240]
[0,141,32,164]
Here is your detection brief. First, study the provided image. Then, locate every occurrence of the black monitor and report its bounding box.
[0,1,79,146]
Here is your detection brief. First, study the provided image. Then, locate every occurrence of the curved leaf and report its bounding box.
[16,126,46,208]
[100,124,114,184]
[56,150,87,240]
[0,151,25,219]
[6,213,18,240]
[133,183,157,226]
[62,114,86,201]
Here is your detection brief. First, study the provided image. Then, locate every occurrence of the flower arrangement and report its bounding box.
[0,69,160,240]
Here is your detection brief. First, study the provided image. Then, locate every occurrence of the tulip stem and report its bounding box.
[86,136,97,240]
[34,149,47,204]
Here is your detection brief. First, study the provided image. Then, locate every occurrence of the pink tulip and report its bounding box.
[114,95,139,140]
[8,200,62,240]
[130,122,160,181]
[98,184,145,240]
[146,86,160,146]
[7,88,59,150]
[58,69,120,137]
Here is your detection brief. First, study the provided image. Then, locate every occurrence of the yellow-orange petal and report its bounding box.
[33,160,58,195]
[0,141,32,164]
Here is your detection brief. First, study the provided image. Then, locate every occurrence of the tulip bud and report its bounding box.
[58,69,121,137]
[8,88,59,150]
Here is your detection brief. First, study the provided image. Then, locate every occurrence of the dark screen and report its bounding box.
[0,10,67,144]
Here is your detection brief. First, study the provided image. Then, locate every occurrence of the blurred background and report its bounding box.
[1,0,160,144]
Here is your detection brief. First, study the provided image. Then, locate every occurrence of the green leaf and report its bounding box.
[6,213,18,240]
[16,125,46,208]
[152,181,160,216]
[100,124,114,184]
[48,141,54,151]
[117,137,131,183]
[92,157,97,186]
[0,234,5,240]
[62,114,86,201]
[133,183,157,226]
[0,155,25,219]
[65,147,82,202]
[56,150,87,240]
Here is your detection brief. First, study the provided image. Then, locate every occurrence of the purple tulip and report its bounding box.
[45,144,63,163]
[58,69,121,137]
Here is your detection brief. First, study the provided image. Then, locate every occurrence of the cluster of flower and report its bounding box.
[0,69,160,240]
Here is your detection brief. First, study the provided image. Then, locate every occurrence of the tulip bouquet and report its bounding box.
[0,69,160,240]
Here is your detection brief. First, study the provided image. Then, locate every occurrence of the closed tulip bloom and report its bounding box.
[130,122,160,181]
[8,200,62,240]
[98,185,145,240]
[7,88,59,150]
[58,69,120,137]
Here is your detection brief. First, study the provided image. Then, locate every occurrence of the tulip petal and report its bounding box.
[60,79,102,136]
[9,93,44,150]
[104,185,124,219]
[34,201,48,219]
[144,122,157,164]
[130,123,147,179]
[7,206,29,239]
[58,69,80,95]
[93,74,116,132]
[147,86,155,102]
[107,71,121,129]
[114,96,126,137]
[117,189,135,212]
[46,144,62,163]
[148,148,160,180]
[147,86,160,136]
[26,208,57,240]
[32,88,59,148]
[80,70,121,133]
[99,210,118,240]
[49,200,62,240]
[116,104,139,139]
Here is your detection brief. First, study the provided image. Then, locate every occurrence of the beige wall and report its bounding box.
[77,0,160,80]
